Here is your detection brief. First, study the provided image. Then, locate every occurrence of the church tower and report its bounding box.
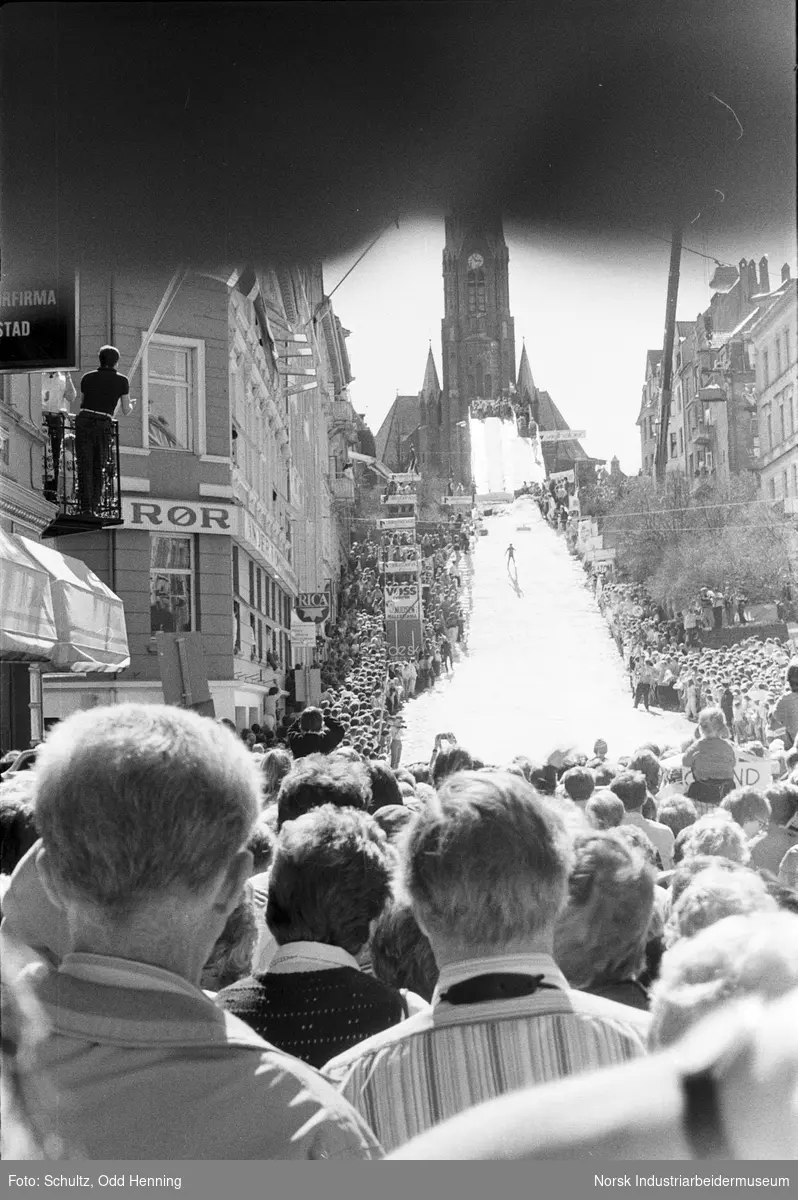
[438,210,517,484]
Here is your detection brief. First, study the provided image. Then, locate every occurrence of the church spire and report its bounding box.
[421,345,441,396]
[516,342,536,401]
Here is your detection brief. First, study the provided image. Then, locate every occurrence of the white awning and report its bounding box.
[0,532,129,673]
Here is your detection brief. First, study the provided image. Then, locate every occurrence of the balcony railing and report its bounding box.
[331,473,355,502]
[41,413,123,538]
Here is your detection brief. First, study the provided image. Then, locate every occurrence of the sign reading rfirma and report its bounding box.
[0,273,79,373]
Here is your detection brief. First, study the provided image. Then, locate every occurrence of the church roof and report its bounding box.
[374,394,421,469]
[536,389,589,466]
[421,347,441,396]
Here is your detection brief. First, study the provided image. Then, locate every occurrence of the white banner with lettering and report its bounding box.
[538,429,586,443]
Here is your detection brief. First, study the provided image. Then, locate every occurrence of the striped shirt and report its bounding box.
[323,953,649,1154]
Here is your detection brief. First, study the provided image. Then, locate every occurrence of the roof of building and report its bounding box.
[646,349,663,372]
[374,394,421,468]
[536,389,589,465]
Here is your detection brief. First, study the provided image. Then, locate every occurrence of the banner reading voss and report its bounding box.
[0,272,79,372]
[384,584,421,618]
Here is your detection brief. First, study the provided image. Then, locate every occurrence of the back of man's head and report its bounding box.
[366,761,404,813]
[610,770,648,813]
[627,750,661,795]
[34,704,260,914]
[402,771,572,954]
[431,745,483,788]
[276,753,370,830]
[299,706,324,732]
[764,784,798,828]
[98,344,120,368]
[720,787,771,830]
[561,766,595,804]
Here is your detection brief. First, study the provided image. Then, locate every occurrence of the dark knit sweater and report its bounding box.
[216,966,405,1068]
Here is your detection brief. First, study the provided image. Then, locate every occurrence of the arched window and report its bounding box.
[467,375,476,398]
[476,362,484,395]
[467,269,487,316]
[485,372,493,397]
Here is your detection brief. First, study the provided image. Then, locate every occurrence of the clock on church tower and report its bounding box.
[467,253,484,270]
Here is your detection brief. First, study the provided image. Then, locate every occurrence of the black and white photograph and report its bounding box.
[1,1,796,1189]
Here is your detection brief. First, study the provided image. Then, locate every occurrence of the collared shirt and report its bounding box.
[268,941,361,974]
[623,809,675,869]
[25,953,381,1160]
[323,952,648,1155]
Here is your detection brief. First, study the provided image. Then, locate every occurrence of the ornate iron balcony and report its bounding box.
[41,412,124,538]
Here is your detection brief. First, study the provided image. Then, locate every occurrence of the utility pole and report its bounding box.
[654,224,684,484]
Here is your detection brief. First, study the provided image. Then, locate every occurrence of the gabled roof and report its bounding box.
[676,321,694,337]
[646,349,663,374]
[374,394,421,468]
[421,347,441,397]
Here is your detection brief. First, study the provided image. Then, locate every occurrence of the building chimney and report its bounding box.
[782,263,792,284]
[759,256,770,294]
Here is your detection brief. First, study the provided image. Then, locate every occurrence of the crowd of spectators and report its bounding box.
[596,579,798,743]
[2,700,797,1160]
[470,393,536,440]
[306,518,473,758]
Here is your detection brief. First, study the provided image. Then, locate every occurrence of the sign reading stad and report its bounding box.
[123,498,235,534]
[0,272,79,373]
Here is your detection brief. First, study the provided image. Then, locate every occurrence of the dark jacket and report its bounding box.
[287,715,345,759]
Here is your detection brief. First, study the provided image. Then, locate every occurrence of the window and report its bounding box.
[250,614,257,659]
[258,619,263,662]
[669,432,677,458]
[144,336,204,452]
[767,412,773,452]
[485,373,492,396]
[783,470,789,498]
[763,348,770,388]
[467,269,486,316]
[233,600,241,654]
[792,464,797,496]
[232,544,239,596]
[150,535,193,634]
[257,569,262,613]
[249,560,255,607]
[785,328,791,367]
[781,403,786,443]
[678,429,684,455]
[776,336,782,379]
[476,362,484,395]
[769,477,776,499]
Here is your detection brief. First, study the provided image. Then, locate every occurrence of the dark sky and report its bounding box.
[2,0,795,273]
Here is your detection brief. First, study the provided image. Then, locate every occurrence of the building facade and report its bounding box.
[746,272,797,501]
[0,371,61,748]
[37,265,354,730]
[639,257,787,488]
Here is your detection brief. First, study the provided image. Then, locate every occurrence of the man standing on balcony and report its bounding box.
[76,345,135,515]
